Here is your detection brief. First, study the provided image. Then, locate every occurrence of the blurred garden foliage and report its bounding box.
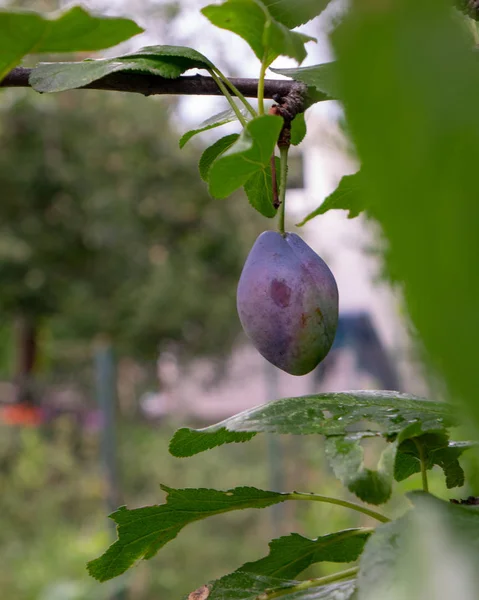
[0,89,262,376]
[0,416,458,600]
[0,82,271,599]
[0,419,274,600]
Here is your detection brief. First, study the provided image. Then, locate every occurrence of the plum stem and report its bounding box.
[270,155,280,208]
[278,145,289,235]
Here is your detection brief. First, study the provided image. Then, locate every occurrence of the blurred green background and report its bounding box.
[1,413,457,600]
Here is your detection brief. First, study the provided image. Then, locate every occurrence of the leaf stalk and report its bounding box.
[288,491,390,523]
[257,567,359,600]
[257,52,269,116]
[209,69,248,127]
[214,67,257,117]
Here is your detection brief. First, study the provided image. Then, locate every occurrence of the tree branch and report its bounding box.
[0,66,314,100]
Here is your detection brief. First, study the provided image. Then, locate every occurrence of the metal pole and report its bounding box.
[94,341,126,600]
[265,360,284,536]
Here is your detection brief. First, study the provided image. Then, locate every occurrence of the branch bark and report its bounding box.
[0,66,316,100]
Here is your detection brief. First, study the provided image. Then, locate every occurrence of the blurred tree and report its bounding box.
[0,90,262,397]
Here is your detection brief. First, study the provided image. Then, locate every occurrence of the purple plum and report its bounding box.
[237,231,338,375]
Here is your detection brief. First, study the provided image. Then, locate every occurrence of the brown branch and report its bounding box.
[0,66,313,100]
[269,81,307,148]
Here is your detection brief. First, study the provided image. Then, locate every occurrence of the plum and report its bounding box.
[237,231,338,376]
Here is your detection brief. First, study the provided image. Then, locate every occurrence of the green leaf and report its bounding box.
[356,509,407,600]
[270,63,338,106]
[270,63,338,97]
[291,113,307,146]
[0,6,143,80]
[297,172,364,226]
[117,45,214,68]
[202,0,266,61]
[202,0,315,64]
[395,434,476,488]
[199,572,297,600]
[30,45,213,93]
[24,7,142,54]
[243,156,280,217]
[332,0,479,435]
[30,57,181,93]
[261,0,332,28]
[199,134,240,181]
[88,485,288,582]
[169,391,456,457]
[169,427,255,458]
[180,109,247,148]
[325,437,397,505]
[265,19,316,66]
[357,492,479,600]
[208,114,283,198]
[186,529,366,598]
[240,529,371,579]
[203,573,356,600]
